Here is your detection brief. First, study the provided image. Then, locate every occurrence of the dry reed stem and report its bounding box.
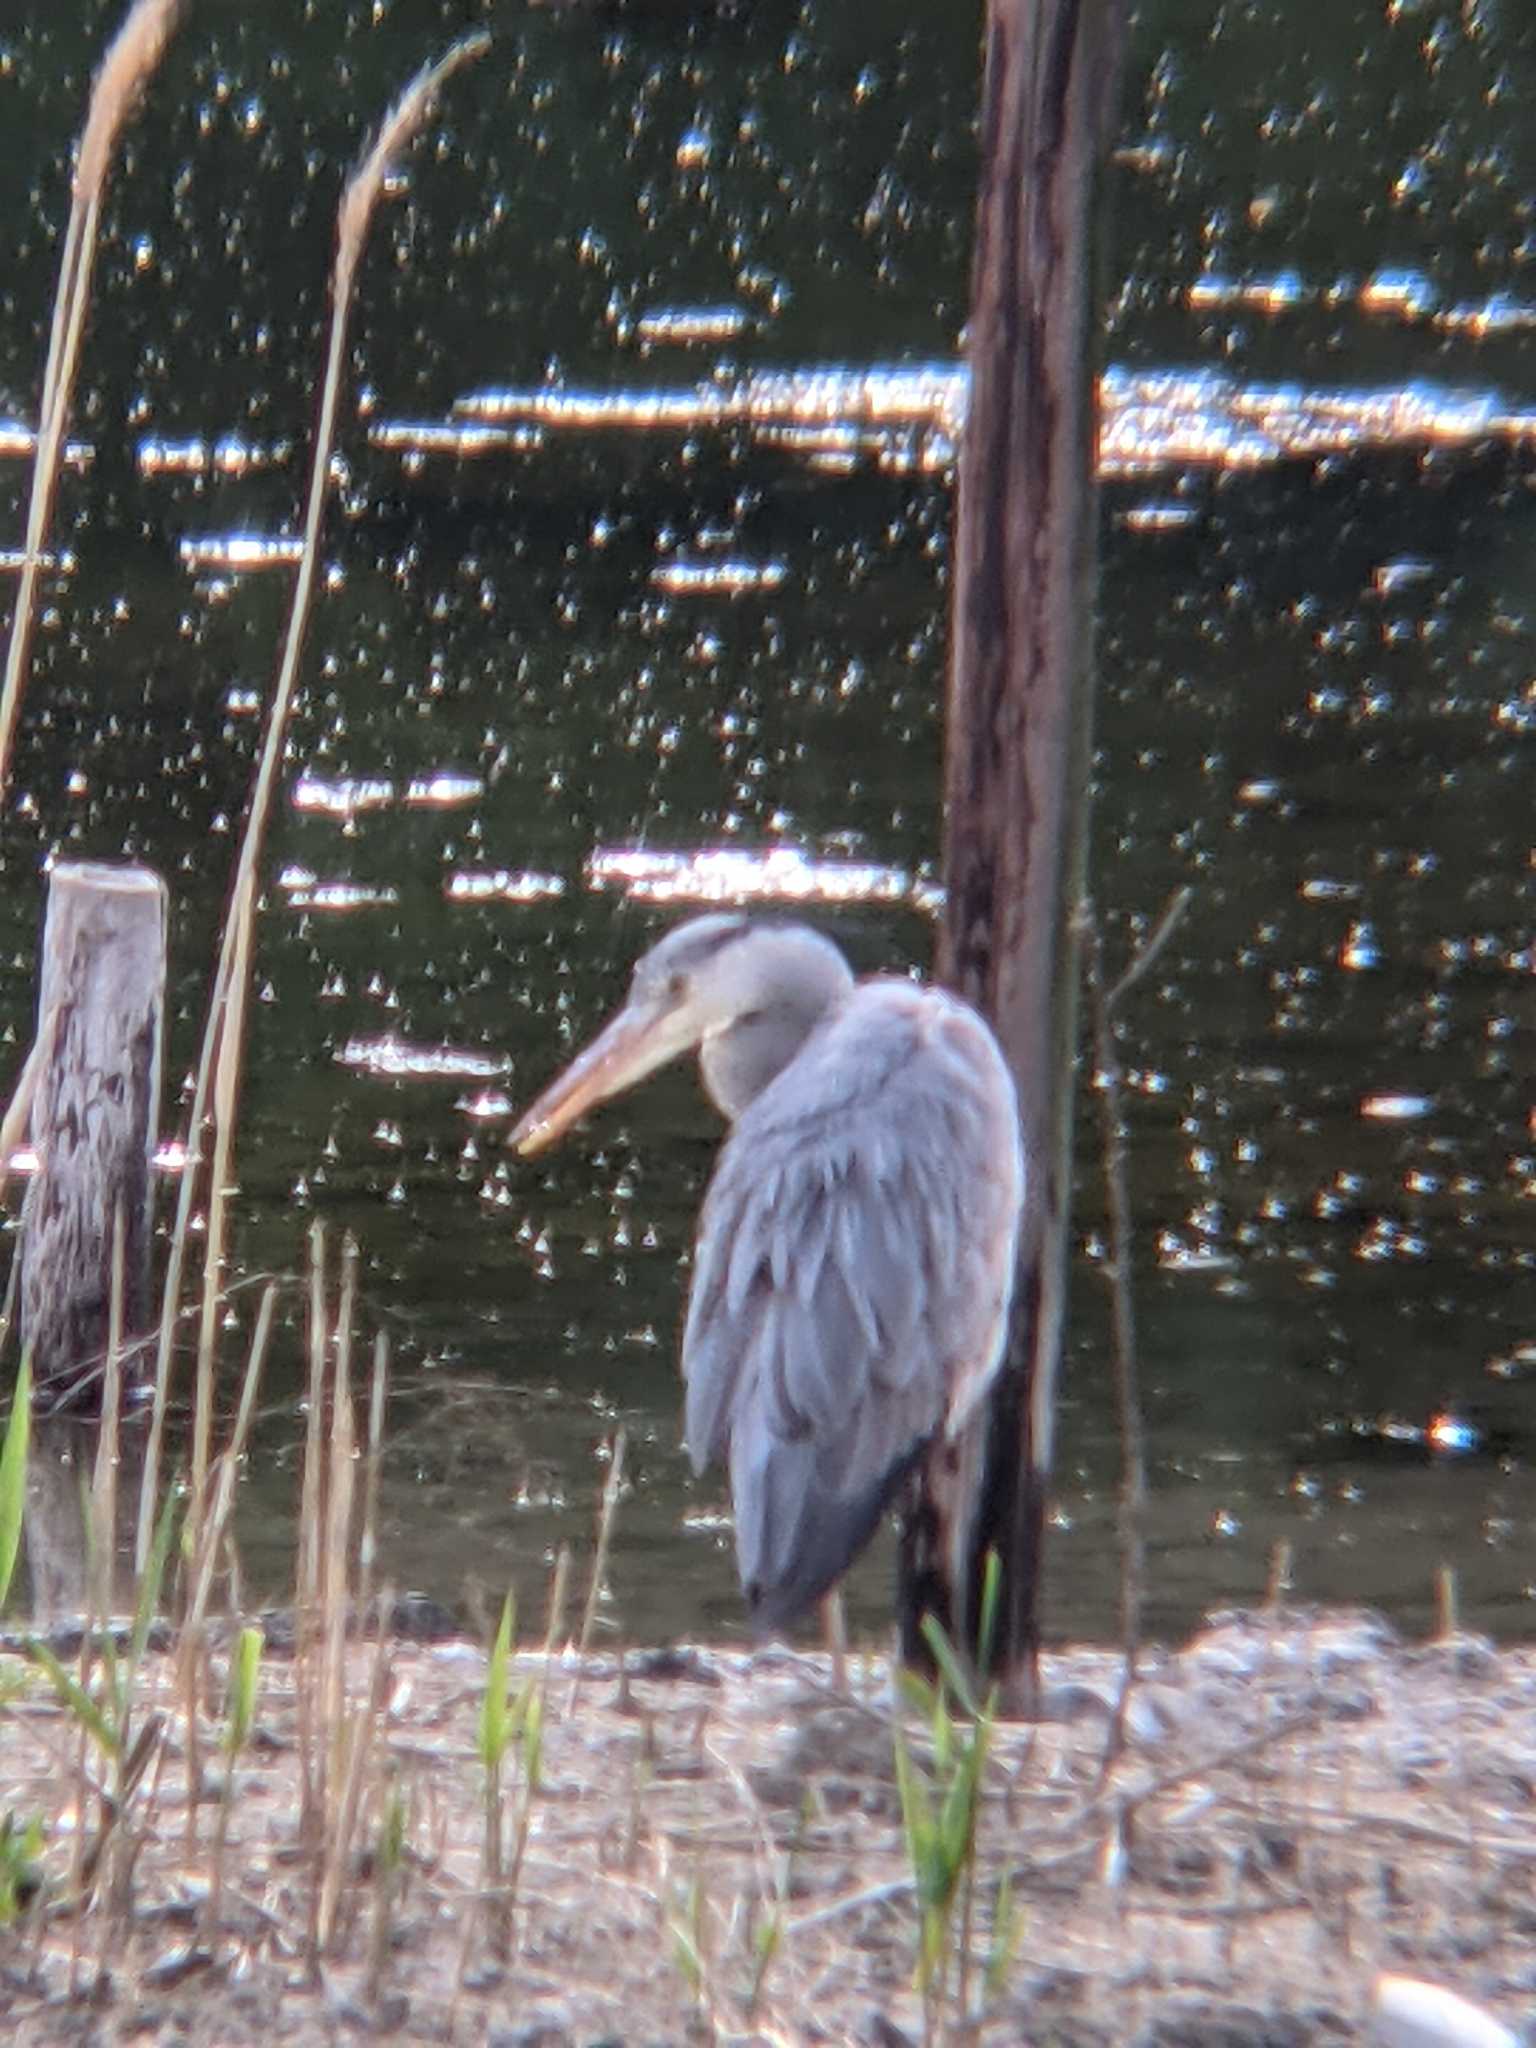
[317,1592,395,1954]
[16,1611,1521,2041]
[305,1235,359,1965]
[139,27,490,1574]
[322,1236,359,1746]
[1084,886,1191,1769]
[90,1205,127,1618]
[181,1282,275,1638]
[296,1221,329,1851]
[568,1426,626,1711]
[172,1280,274,1863]
[358,1329,390,1624]
[0,0,184,803]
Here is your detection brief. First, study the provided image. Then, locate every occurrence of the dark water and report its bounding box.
[0,0,1533,1645]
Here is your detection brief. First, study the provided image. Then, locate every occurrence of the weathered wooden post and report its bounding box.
[14,862,166,1615]
[901,0,1129,1697]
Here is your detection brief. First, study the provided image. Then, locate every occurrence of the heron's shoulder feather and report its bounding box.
[738,977,1015,1136]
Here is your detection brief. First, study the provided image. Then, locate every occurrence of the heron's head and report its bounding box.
[510,913,852,1154]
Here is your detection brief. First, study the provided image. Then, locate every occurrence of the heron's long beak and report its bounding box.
[510,996,699,1157]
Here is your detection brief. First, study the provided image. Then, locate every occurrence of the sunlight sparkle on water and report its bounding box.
[649,558,787,595]
[280,878,400,912]
[586,844,943,912]
[392,363,1536,479]
[1,1139,186,1176]
[405,773,484,808]
[456,1089,515,1119]
[0,550,65,573]
[1182,269,1525,329]
[1359,1093,1435,1121]
[631,305,750,348]
[26,361,1526,491]
[3,362,1512,490]
[138,436,284,477]
[0,421,90,467]
[336,1037,510,1081]
[446,870,566,903]
[179,534,303,570]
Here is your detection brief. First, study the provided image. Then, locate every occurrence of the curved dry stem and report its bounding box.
[135,28,492,1571]
[0,0,185,803]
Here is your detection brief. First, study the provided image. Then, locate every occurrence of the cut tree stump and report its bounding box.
[14,862,166,1619]
[18,861,167,1403]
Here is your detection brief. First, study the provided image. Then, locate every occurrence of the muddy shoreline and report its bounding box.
[2,1608,1533,2045]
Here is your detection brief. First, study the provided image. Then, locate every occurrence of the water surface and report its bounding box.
[0,0,1533,1643]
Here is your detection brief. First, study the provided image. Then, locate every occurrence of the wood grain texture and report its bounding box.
[19,862,166,1403]
[906,0,1127,1691]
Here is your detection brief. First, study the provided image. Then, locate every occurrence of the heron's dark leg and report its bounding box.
[820,1588,848,1692]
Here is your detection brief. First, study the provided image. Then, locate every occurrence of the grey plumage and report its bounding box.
[511,915,1024,1631]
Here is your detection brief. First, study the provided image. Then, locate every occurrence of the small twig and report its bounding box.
[567,1427,626,1714]
[1082,908,1145,1769]
[788,1873,915,1938]
[1080,886,1193,1774]
[1104,886,1193,1014]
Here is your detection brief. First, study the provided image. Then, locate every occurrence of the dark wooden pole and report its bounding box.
[16,863,165,1617]
[901,0,1128,1700]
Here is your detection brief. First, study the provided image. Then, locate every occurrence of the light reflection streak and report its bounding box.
[290,773,483,817]
[280,878,400,912]
[4,355,1528,486]
[336,1036,510,1080]
[5,1139,188,1177]
[1118,502,1198,533]
[456,1088,516,1119]
[0,422,90,467]
[367,421,545,457]
[179,534,304,570]
[291,775,395,815]
[446,870,566,902]
[139,435,291,477]
[586,844,943,912]
[1187,270,1536,336]
[384,362,1536,477]
[405,772,484,808]
[0,549,68,574]
[649,557,788,595]
[1359,1093,1434,1121]
[1371,557,1435,596]
[631,304,751,347]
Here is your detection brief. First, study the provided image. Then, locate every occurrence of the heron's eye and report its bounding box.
[666,971,688,1001]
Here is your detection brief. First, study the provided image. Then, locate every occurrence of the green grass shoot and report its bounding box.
[0,1353,31,1613]
[224,1624,263,1755]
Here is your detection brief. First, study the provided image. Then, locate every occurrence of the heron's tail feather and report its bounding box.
[734,1431,931,1635]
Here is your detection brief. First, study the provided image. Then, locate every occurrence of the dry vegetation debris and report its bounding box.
[0,1609,1532,2045]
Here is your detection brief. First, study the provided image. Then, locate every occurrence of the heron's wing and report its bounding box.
[681,983,1023,1631]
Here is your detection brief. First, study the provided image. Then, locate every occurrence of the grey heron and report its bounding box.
[510,913,1024,1632]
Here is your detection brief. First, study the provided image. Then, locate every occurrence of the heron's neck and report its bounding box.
[698,938,853,1120]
